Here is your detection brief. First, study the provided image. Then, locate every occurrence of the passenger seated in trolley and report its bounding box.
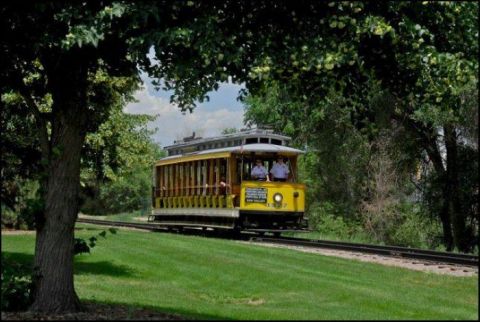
[219,176,230,195]
[270,156,290,182]
[251,159,269,181]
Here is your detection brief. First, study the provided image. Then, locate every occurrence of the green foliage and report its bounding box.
[221,127,238,135]
[0,207,17,229]
[80,107,163,216]
[100,170,151,214]
[60,3,129,49]
[73,238,91,256]
[82,166,152,215]
[82,109,159,182]
[420,144,479,250]
[246,82,372,213]
[307,202,355,240]
[74,228,118,255]
[78,84,163,216]
[390,203,442,249]
[0,95,43,212]
[18,198,42,230]
[1,254,33,311]
[0,180,42,230]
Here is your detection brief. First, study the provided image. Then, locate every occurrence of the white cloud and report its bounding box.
[124,84,245,147]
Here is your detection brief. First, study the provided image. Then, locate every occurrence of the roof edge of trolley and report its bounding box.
[164,128,291,151]
[156,143,305,166]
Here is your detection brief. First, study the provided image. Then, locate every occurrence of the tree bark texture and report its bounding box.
[444,124,469,252]
[30,52,89,313]
[420,124,469,252]
[30,116,85,312]
[413,123,454,250]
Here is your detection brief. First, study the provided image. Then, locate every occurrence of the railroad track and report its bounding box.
[78,218,168,231]
[77,218,479,267]
[250,236,479,267]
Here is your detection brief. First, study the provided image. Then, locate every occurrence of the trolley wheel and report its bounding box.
[231,226,242,238]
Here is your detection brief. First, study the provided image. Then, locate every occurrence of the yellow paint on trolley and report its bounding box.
[240,181,305,212]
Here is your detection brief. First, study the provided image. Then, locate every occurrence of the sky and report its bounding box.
[124,73,246,148]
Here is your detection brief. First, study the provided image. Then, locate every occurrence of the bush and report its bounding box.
[1,206,17,229]
[361,199,444,249]
[0,198,40,231]
[308,202,360,240]
[1,255,33,311]
[390,203,443,249]
[17,198,42,230]
[309,200,444,249]
[80,167,152,216]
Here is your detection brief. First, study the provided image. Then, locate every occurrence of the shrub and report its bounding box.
[0,197,41,230]
[17,198,42,230]
[80,167,152,216]
[1,255,33,312]
[1,206,17,229]
[390,203,443,249]
[308,202,359,240]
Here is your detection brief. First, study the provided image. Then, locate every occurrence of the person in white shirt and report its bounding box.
[270,157,289,182]
[251,160,269,181]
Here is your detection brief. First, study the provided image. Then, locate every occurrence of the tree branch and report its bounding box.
[17,84,51,162]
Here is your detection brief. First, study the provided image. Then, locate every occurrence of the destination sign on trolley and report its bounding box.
[245,187,267,203]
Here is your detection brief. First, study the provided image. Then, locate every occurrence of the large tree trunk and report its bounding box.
[30,52,88,313]
[415,124,454,250]
[30,108,86,313]
[444,124,469,252]
[30,116,85,312]
[439,181,454,251]
[421,124,469,252]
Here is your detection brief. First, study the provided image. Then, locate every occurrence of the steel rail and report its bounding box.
[251,236,479,267]
[77,218,478,267]
[77,218,167,231]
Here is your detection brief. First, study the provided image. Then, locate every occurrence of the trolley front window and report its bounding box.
[235,154,297,183]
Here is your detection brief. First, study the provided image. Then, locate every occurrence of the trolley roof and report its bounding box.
[155,143,305,166]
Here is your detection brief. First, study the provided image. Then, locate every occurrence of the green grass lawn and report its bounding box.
[2,225,478,320]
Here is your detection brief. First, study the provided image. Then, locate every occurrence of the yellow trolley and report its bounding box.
[151,129,306,232]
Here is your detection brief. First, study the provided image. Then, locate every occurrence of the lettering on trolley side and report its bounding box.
[245,187,267,203]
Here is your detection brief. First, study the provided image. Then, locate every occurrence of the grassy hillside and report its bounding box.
[2,225,478,320]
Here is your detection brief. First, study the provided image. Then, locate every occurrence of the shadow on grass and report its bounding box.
[84,299,233,320]
[74,259,135,277]
[2,252,135,277]
[3,253,229,320]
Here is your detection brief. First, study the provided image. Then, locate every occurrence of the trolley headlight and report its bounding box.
[273,193,283,204]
